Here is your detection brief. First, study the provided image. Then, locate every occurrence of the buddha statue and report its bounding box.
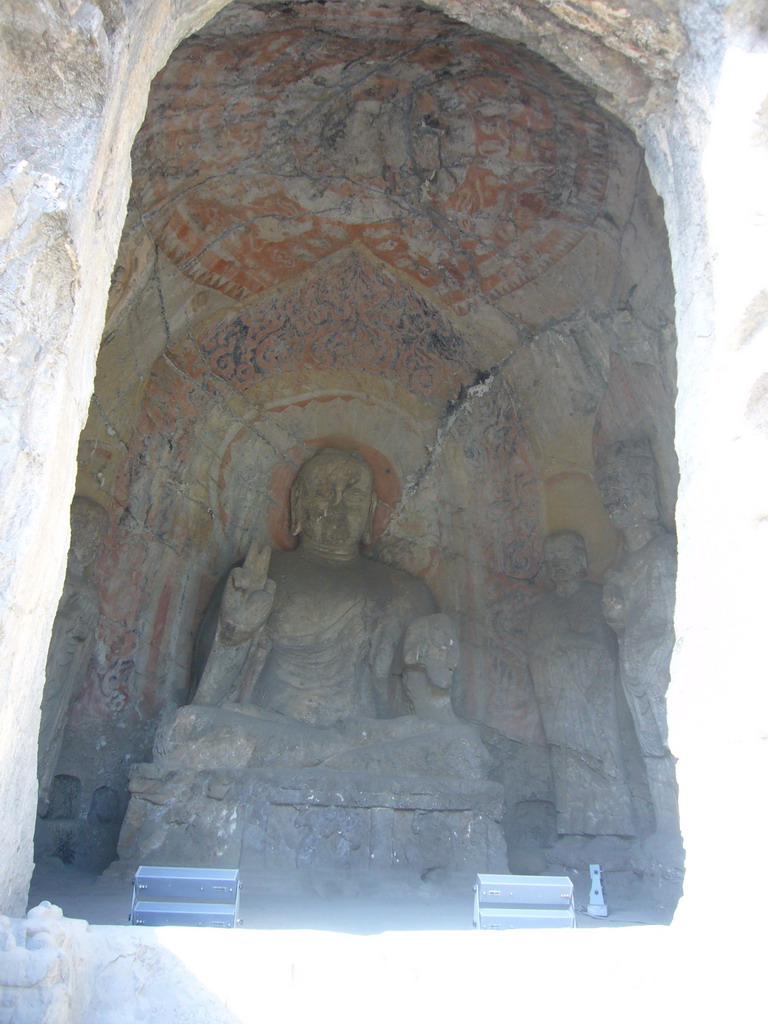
[193,447,436,722]
[120,449,505,876]
[155,448,490,781]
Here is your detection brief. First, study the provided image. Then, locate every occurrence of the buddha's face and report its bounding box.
[423,633,459,690]
[543,532,586,586]
[596,441,660,532]
[68,498,108,575]
[598,466,659,531]
[292,450,375,554]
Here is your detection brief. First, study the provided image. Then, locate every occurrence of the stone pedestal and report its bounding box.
[119,763,507,892]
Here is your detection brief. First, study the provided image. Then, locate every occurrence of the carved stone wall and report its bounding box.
[0,0,764,927]
[54,4,678,875]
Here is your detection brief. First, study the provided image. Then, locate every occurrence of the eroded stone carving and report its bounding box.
[121,449,505,879]
[402,613,461,723]
[596,439,679,835]
[529,531,635,836]
[173,450,490,779]
[37,498,108,817]
[0,902,89,1023]
[194,448,435,723]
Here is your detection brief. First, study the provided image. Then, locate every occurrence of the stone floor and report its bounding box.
[16,859,760,1024]
[28,857,671,931]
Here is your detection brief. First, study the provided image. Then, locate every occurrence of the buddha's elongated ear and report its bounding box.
[289,477,303,537]
[362,484,377,546]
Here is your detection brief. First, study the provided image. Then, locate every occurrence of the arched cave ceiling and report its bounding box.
[98,0,678,507]
[92,0,677,554]
[132,1,611,314]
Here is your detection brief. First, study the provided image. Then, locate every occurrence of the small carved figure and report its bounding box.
[596,439,679,835]
[529,531,635,836]
[403,613,461,723]
[194,448,435,725]
[38,497,108,815]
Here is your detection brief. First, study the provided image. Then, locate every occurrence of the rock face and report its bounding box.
[120,762,507,887]
[53,2,679,885]
[119,696,507,885]
[2,0,765,924]
[597,440,679,837]
[529,532,636,838]
[133,5,615,312]
[0,902,90,1023]
[118,694,508,886]
[37,499,108,816]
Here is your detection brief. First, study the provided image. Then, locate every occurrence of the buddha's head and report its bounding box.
[404,614,459,690]
[595,439,660,534]
[542,531,587,592]
[68,497,109,576]
[290,448,377,558]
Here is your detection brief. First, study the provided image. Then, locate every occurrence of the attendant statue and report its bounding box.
[193,447,435,725]
[402,613,461,724]
[596,439,679,835]
[529,531,635,836]
[38,497,108,815]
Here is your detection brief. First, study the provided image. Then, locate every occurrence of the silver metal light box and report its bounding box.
[130,865,241,928]
[473,872,575,929]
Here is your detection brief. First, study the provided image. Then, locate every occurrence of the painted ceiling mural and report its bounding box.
[132,1,609,314]
[194,251,475,396]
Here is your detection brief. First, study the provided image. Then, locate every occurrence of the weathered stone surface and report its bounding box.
[402,613,461,722]
[133,5,613,313]
[0,0,237,916]
[63,13,677,874]
[0,902,90,1023]
[115,445,504,884]
[37,498,108,816]
[195,449,437,721]
[597,439,679,836]
[529,532,636,837]
[65,241,549,844]
[118,762,507,882]
[155,704,493,781]
[42,1,680,883]
[0,0,765,945]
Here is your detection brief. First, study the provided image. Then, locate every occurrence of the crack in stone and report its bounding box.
[150,245,171,350]
[391,363,500,523]
[89,393,129,450]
